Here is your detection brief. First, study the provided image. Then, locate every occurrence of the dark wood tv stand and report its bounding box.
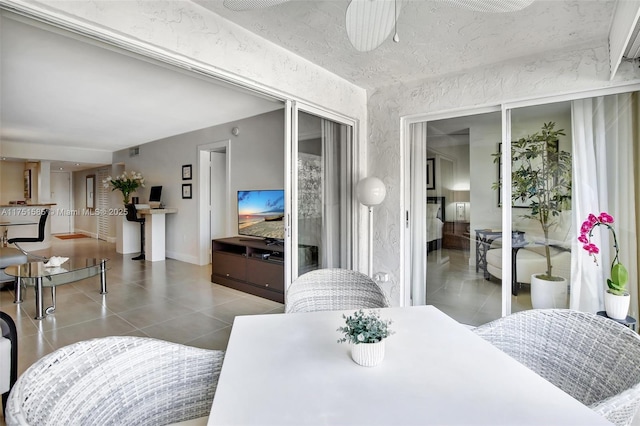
[211,237,285,303]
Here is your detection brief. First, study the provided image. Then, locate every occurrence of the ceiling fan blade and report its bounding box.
[223,0,290,11]
[442,0,535,13]
[346,0,400,52]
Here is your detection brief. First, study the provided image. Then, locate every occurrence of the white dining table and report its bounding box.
[208,305,611,426]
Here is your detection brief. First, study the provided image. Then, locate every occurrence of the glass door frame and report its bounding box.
[402,82,640,316]
[401,106,502,308]
[285,101,361,296]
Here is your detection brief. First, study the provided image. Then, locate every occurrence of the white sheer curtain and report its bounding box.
[409,122,427,305]
[571,94,638,316]
[321,119,340,268]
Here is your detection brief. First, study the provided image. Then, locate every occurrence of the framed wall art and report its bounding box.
[86,174,95,209]
[182,164,192,180]
[24,169,31,199]
[426,158,435,190]
[182,183,192,199]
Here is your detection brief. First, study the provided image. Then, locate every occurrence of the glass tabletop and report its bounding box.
[5,258,108,284]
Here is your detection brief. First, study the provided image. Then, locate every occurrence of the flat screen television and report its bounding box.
[237,190,285,242]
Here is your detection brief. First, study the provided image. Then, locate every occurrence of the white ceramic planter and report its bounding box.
[531,274,568,309]
[351,340,385,367]
[604,290,630,320]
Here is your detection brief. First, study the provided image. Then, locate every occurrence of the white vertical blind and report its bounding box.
[96,168,111,241]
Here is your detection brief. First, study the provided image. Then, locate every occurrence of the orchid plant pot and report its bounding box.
[604,290,630,320]
[351,340,385,367]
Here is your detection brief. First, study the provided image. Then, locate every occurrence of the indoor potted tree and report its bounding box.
[492,122,572,308]
[337,309,394,367]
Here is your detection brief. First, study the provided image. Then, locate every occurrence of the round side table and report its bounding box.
[597,311,637,331]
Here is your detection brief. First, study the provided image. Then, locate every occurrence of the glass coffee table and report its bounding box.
[5,258,108,319]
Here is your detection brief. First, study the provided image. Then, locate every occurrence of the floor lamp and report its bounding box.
[356,177,387,277]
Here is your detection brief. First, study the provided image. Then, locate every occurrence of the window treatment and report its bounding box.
[571,94,638,316]
[321,119,341,268]
[409,122,427,305]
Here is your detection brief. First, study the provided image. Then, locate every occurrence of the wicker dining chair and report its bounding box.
[5,336,225,426]
[285,268,389,313]
[473,309,640,426]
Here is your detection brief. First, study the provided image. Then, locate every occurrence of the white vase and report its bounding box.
[604,290,630,320]
[351,341,385,367]
[531,274,568,309]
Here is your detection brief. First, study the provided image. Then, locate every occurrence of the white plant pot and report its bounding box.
[604,290,630,320]
[351,340,385,367]
[531,274,568,309]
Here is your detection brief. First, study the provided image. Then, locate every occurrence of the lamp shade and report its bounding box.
[356,177,387,207]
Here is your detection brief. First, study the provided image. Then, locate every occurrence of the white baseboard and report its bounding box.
[165,250,200,265]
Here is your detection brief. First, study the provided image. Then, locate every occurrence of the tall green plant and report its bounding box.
[492,122,572,280]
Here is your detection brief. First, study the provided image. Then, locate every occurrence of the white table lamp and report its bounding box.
[356,177,387,276]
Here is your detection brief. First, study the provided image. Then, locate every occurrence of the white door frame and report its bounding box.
[197,140,231,266]
[50,171,72,234]
[401,83,640,313]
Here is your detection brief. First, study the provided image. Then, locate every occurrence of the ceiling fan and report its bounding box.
[223,0,536,52]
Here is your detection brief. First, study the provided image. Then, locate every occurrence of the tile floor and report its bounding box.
[0,236,284,383]
[427,247,533,327]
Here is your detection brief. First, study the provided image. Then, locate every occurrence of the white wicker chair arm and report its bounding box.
[6,336,224,426]
[590,382,640,426]
[473,309,640,426]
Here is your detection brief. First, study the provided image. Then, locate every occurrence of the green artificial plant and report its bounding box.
[492,121,572,281]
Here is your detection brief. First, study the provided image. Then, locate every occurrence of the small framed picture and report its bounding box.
[426,158,435,190]
[182,183,192,199]
[182,164,192,180]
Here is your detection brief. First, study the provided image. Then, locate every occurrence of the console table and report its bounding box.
[211,237,285,303]
[6,258,108,319]
[138,208,177,261]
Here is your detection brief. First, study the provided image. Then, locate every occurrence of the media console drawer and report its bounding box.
[246,259,284,292]
[212,251,247,281]
[211,237,284,303]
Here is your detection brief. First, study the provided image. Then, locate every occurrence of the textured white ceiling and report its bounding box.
[0,13,283,169]
[0,0,618,171]
[194,0,617,90]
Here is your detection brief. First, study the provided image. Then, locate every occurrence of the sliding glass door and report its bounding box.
[286,105,355,287]
[507,102,573,313]
[409,111,504,325]
[407,88,640,324]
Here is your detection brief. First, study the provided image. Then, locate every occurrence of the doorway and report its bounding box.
[50,171,71,234]
[407,111,504,325]
[198,140,231,265]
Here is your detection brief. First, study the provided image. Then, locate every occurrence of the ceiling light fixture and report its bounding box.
[345,0,399,52]
[225,0,536,52]
[392,0,399,43]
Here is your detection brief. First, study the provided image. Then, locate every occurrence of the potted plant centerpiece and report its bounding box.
[579,212,630,320]
[492,122,572,308]
[103,171,145,204]
[337,309,394,367]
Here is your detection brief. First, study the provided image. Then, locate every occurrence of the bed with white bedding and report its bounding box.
[427,196,444,253]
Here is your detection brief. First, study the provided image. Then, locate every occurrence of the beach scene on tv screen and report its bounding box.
[238,190,285,239]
